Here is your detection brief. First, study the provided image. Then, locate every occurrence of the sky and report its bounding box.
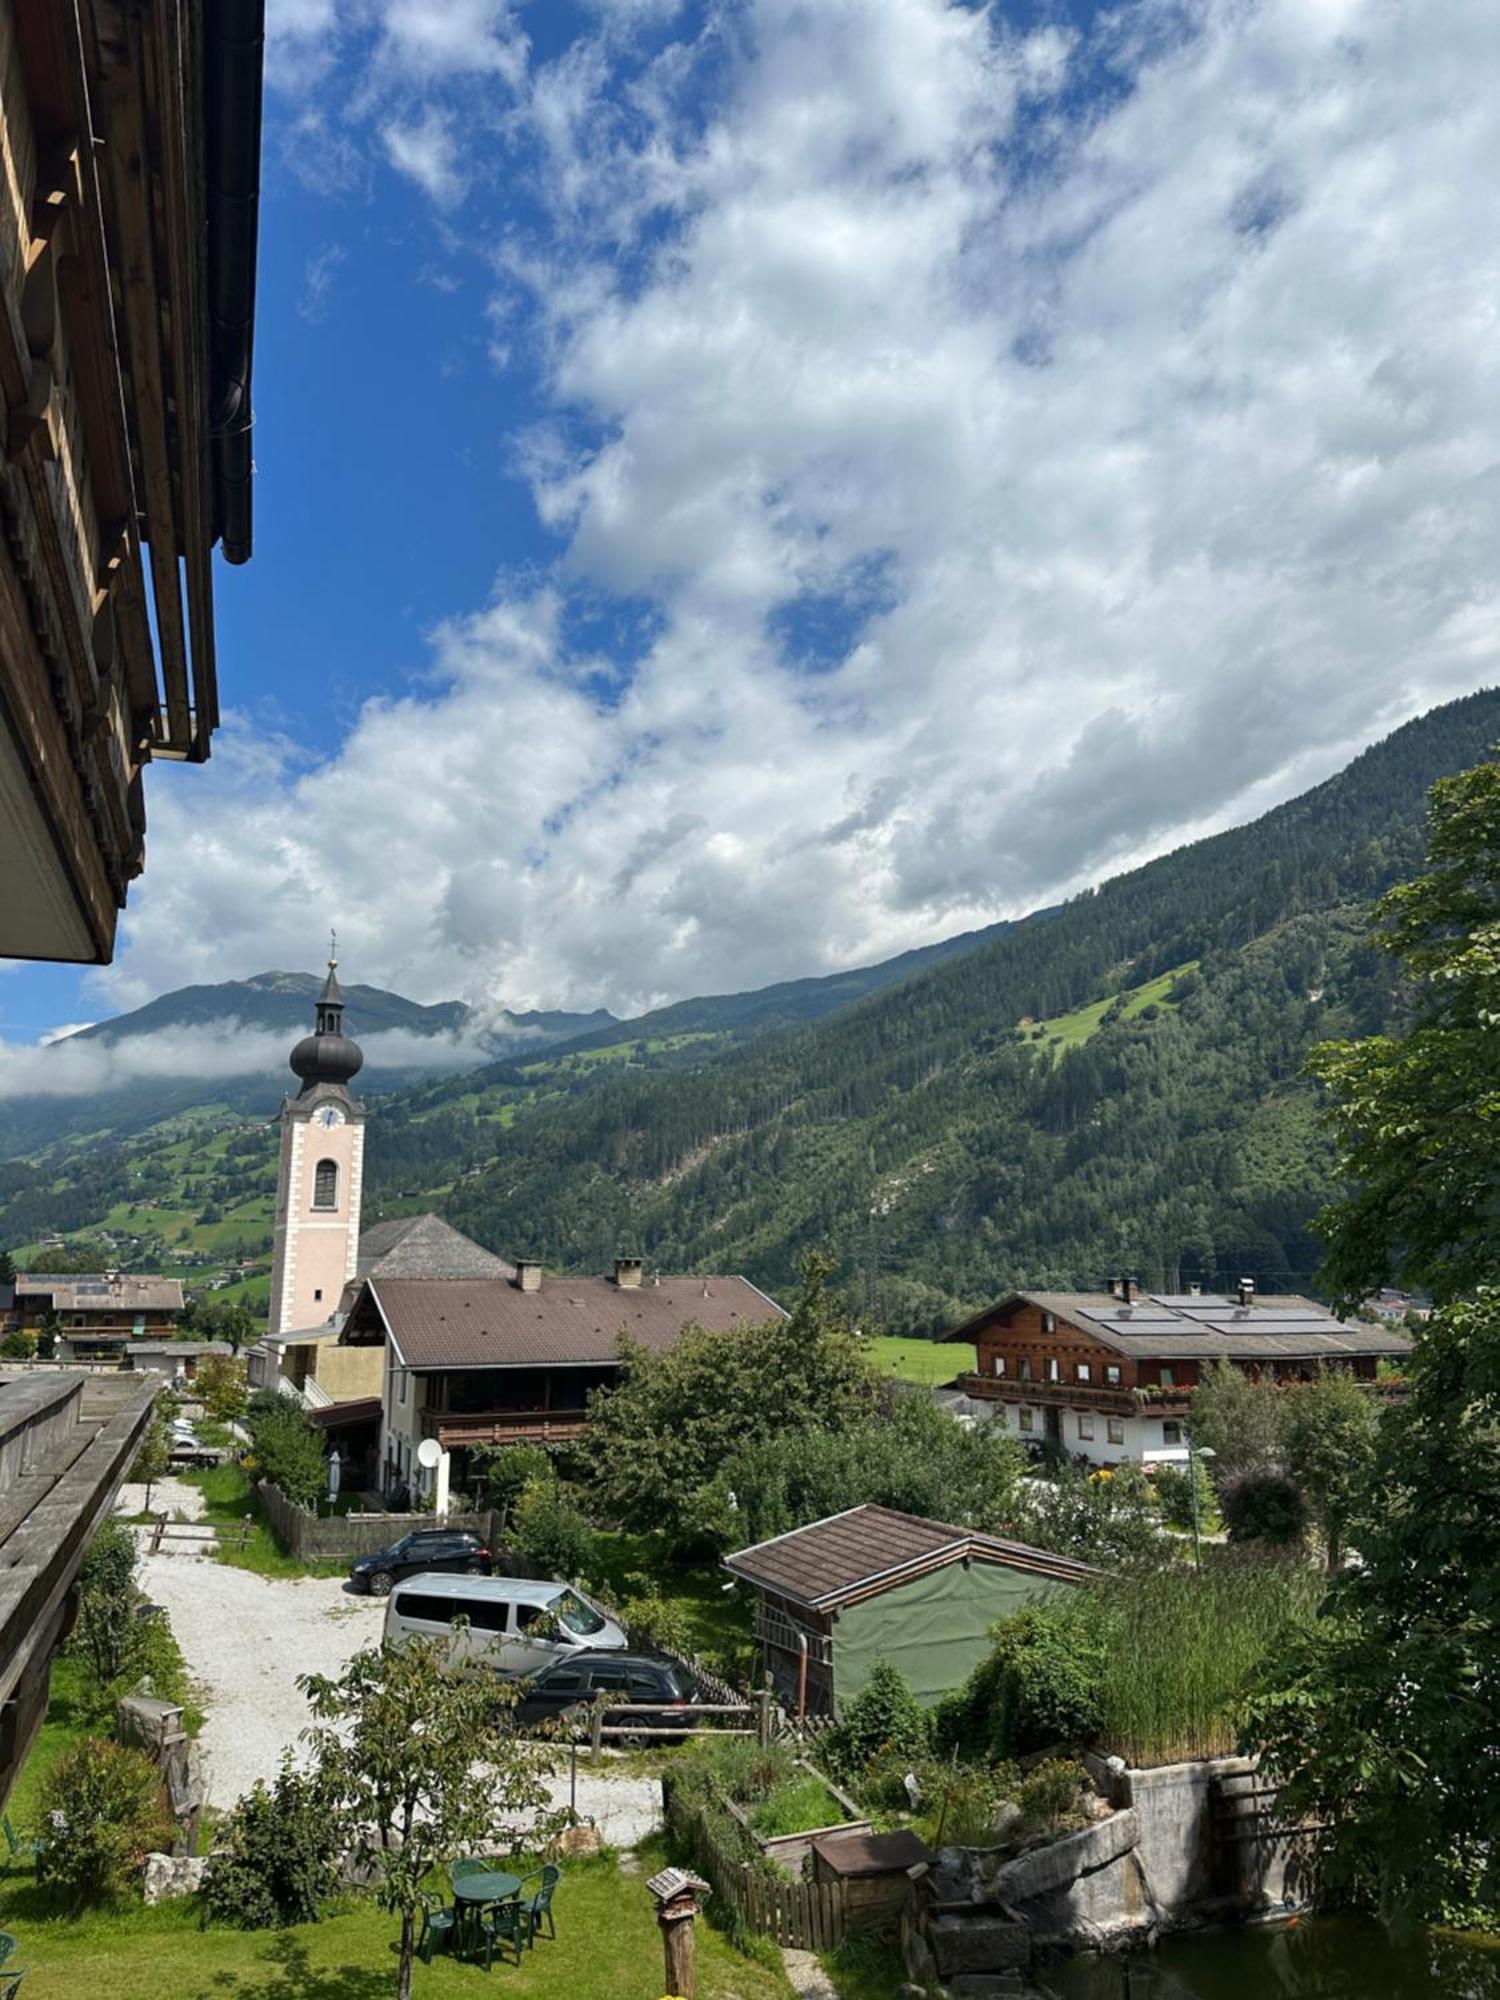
[4,0,1499,1054]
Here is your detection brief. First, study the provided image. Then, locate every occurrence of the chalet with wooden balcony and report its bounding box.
[941,1279,1412,1467]
[337,1257,786,1506]
[0,1,264,964]
[11,1270,183,1361]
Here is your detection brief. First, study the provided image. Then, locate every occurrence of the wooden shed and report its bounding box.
[723,1504,1094,1718]
[810,1827,932,1927]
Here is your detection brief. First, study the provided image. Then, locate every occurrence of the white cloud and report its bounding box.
[117,0,1500,1016]
[297,242,347,322]
[381,108,466,207]
[0,1023,498,1101]
[37,1023,95,1047]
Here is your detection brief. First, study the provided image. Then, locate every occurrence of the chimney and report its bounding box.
[1122,1277,1139,1305]
[614,1257,643,1290]
[515,1260,542,1294]
[1188,1281,1202,1297]
[1237,1277,1255,1309]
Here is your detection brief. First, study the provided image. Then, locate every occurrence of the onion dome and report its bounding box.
[290,957,363,1092]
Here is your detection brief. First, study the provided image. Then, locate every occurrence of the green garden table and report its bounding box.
[450,1860,523,1956]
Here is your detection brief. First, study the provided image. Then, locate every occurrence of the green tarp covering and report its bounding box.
[833,1560,1074,1712]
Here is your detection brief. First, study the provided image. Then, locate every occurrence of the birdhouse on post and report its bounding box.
[646,1865,710,1999]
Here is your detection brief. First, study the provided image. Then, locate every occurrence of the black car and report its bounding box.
[514,1650,698,1734]
[349,1528,492,1595]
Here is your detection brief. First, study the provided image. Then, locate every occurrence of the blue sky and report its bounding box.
[3,0,1498,1066]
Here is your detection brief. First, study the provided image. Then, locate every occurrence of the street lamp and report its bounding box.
[1186,1432,1215,1572]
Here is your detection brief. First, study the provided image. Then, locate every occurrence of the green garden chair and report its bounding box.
[480,1898,527,1971]
[0,1931,25,1998]
[519,1865,561,1945]
[416,1892,457,1964]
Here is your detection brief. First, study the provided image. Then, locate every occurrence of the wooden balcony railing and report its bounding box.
[419,1407,590,1449]
[958,1373,1193,1416]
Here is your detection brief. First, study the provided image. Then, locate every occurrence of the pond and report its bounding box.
[1041,1919,1500,1999]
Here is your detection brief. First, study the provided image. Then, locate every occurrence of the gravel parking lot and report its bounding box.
[129,1545,664,1842]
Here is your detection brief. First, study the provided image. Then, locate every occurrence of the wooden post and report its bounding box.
[590,1692,606,1765]
[647,1867,709,2000]
[756,1685,771,1749]
[150,1512,166,1555]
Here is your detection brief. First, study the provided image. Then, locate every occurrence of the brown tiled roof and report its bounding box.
[308,1396,382,1429]
[723,1504,1095,1611]
[367,1273,784,1370]
[944,1290,1412,1362]
[356,1215,516,1282]
[18,1273,184,1313]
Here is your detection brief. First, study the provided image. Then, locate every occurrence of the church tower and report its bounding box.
[267,951,366,1337]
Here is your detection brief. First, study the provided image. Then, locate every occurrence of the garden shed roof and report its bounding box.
[723,1504,1095,1613]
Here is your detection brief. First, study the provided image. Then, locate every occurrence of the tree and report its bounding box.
[1245,1292,1500,1928]
[586,1252,878,1547]
[472,1443,553,1523]
[1310,755,1500,1306]
[1219,1467,1307,1547]
[510,1474,596,1579]
[1187,1361,1285,1482]
[196,1353,248,1425]
[1281,1369,1378,1572]
[245,1396,326,1508]
[301,1639,562,2000]
[131,1410,170,1512]
[1008,1462,1165,1571]
[0,1248,15,1284]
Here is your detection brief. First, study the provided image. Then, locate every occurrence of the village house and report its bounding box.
[723,1504,1094,1719]
[338,1258,785,1507]
[0,0,263,965]
[942,1278,1412,1467]
[10,1271,184,1363]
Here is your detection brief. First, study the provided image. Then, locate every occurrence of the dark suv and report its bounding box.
[349,1529,492,1596]
[515,1650,697,1733]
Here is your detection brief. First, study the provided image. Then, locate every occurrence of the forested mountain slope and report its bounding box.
[442,692,1500,1327]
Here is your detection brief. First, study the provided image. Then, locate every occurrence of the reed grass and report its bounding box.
[1090,1552,1321,1766]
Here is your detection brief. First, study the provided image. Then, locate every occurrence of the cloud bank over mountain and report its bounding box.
[107,0,1500,1017]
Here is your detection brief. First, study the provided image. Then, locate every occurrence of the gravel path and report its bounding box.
[134,1551,668,1846]
[128,1554,384,1805]
[115,1475,207,1519]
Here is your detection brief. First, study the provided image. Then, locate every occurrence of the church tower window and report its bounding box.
[313,1159,339,1210]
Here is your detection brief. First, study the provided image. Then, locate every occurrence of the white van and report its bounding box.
[382,1573,627,1678]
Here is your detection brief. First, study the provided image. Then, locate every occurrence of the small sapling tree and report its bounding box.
[301,1638,563,2000]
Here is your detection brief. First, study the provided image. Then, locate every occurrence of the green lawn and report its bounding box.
[859,1336,972,1385]
[585,1532,752,1667]
[1,1842,792,2000]
[1032,960,1198,1054]
[174,1463,346,1580]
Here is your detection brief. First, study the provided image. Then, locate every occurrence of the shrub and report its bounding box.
[696,1734,796,1804]
[0,1328,34,1359]
[510,1475,596,1579]
[827,1662,929,1776]
[246,1399,326,1509]
[196,1354,248,1425]
[617,1586,691,1657]
[936,1599,1107,1761]
[1152,1459,1218,1534]
[473,1443,553,1518]
[36,1737,173,1913]
[74,1517,140,1685]
[200,1759,343,1929]
[1017,1758,1087,1834]
[1220,1467,1308,1547]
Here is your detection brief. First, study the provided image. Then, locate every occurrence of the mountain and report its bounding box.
[435,690,1500,1327]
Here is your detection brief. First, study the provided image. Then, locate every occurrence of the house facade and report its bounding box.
[12,1272,183,1363]
[943,1280,1412,1467]
[338,1258,784,1507]
[723,1504,1094,1719]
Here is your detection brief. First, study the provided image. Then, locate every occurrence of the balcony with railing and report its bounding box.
[958,1372,1194,1415]
[419,1406,591,1449]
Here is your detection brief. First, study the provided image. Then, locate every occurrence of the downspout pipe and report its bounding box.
[796,1629,808,1726]
[204,0,265,565]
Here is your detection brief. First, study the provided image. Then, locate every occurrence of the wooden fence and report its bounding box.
[255,1479,501,1563]
[143,1513,252,1557]
[662,1771,848,1953]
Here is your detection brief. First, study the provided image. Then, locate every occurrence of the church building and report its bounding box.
[266,956,367,1339]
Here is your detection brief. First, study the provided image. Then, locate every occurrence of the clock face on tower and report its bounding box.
[313,1105,344,1130]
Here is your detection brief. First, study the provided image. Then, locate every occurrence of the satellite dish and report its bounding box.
[416,1437,443,1470]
